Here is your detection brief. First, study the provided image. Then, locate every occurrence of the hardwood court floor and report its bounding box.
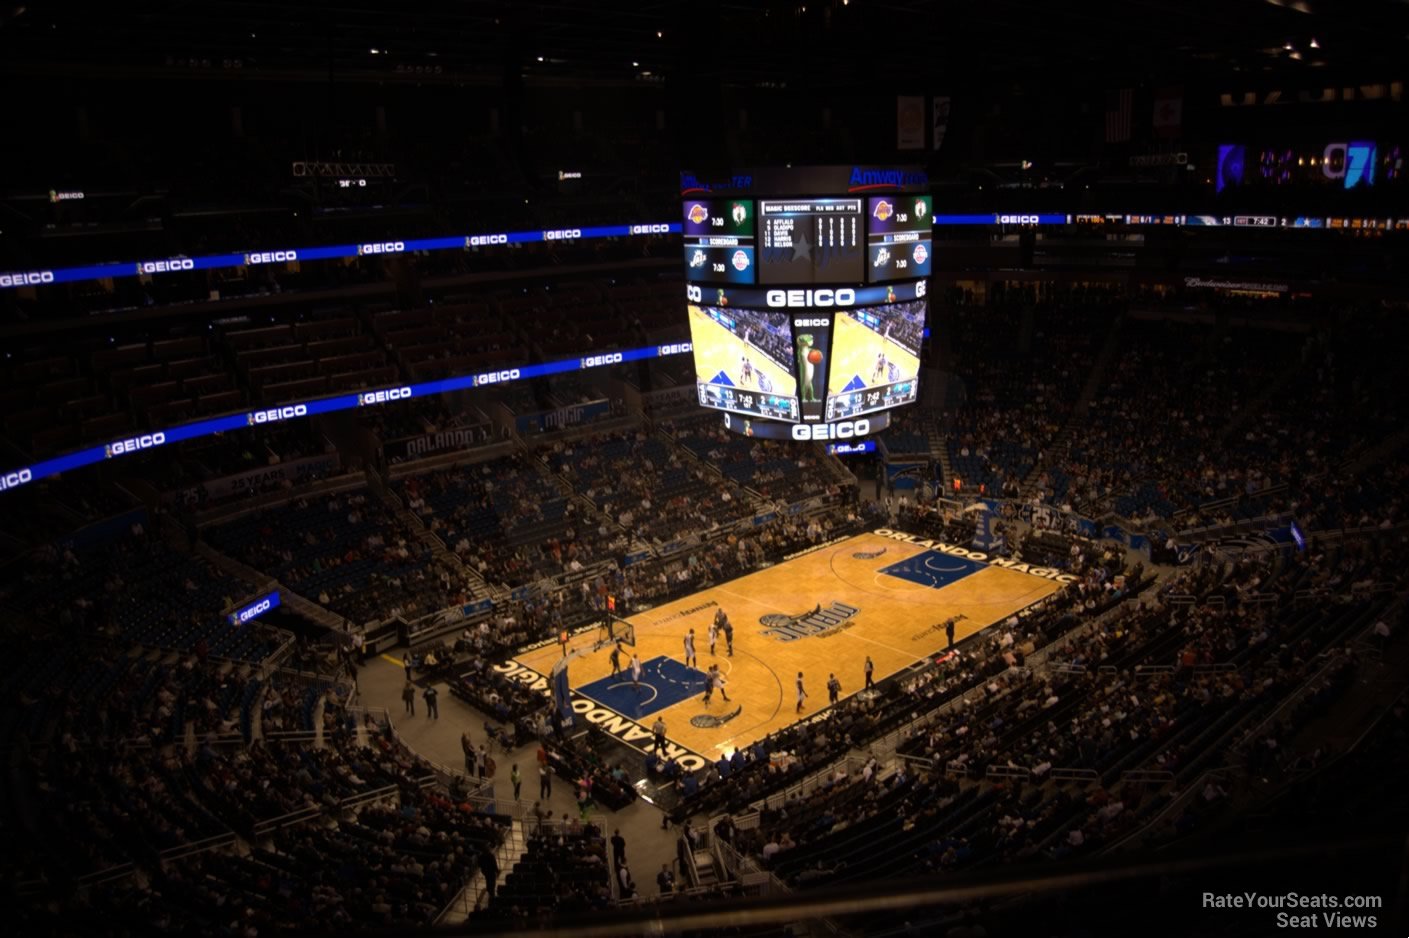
[513,532,1061,761]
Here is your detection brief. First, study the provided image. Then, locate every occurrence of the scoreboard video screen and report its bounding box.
[825,301,925,420]
[687,304,799,421]
[681,167,929,441]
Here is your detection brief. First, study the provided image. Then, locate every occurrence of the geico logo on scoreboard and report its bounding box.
[247,404,308,424]
[137,258,195,274]
[792,317,830,327]
[581,352,623,368]
[106,432,167,456]
[359,387,413,405]
[0,468,33,491]
[0,271,55,287]
[791,419,871,441]
[996,214,1039,225]
[766,288,856,308]
[658,342,693,356]
[465,233,509,247]
[359,241,405,255]
[245,250,298,264]
[473,369,521,387]
[630,223,671,235]
[543,229,582,240]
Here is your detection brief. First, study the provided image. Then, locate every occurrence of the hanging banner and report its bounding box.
[932,95,951,152]
[897,96,925,150]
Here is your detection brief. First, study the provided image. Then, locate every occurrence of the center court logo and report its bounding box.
[852,547,888,560]
[760,601,861,642]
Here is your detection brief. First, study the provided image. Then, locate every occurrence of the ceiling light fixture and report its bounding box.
[1308,37,1319,48]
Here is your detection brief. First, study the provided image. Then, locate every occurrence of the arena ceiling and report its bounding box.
[2,0,1407,88]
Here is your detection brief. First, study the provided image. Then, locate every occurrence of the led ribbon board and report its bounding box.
[229,591,280,626]
[0,222,682,290]
[0,342,694,495]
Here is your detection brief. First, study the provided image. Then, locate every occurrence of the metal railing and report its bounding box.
[159,831,238,862]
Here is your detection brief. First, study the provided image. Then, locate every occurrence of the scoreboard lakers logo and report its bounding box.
[872,200,893,221]
[688,204,709,225]
[759,602,861,642]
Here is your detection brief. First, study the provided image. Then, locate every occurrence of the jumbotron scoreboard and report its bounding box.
[681,166,930,441]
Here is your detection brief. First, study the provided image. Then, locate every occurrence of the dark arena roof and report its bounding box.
[1,2,1407,937]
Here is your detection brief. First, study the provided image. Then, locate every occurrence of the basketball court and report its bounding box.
[507,531,1066,768]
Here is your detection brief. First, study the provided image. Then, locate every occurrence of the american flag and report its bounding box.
[1105,88,1132,144]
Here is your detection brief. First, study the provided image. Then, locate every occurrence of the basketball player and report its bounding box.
[722,616,734,656]
[711,666,731,703]
[610,642,624,678]
[871,350,888,384]
[707,618,719,657]
[630,653,643,694]
[827,673,841,705]
[683,629,697,670]
[740,355,754,387]
[701,664,715,705]
[864,656,875,690]
[796,672,809,713]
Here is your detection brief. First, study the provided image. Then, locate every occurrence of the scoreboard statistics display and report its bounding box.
[759,198,864,285]
[681,166,929,441]
[867,195,933,283]
[682,199,757,284]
